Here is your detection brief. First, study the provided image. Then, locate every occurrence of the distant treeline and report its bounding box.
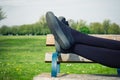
[0,15,120,35]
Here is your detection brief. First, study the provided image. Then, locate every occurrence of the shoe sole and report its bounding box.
[46,11,71,49]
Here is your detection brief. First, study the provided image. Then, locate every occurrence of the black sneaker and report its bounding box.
[46,11,74,50]
[58,16,69,26]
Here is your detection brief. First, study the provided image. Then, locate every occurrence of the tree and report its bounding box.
[80,26,90,34]
[68,19,87,32]
[90,22,103,34]
[102,19,110,34]
[68,19,78,30]
[76,20,86,31]
[108,23,120,34]
[11,26,19,35]
[0,25,9,35]
[36,15,50,35]
[0,7,6,21]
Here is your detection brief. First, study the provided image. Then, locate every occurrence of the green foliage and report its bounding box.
[0,25,10,35]
[68,19,90,34]
[37,15,50,35]
[76,20,86,31]
[90,22,104,34]
[102,19,110,34]
[68,19,78,29]
[108,23,120,34]
[0,36,117,80]
[0,15,51,35]
[10,26,19,35]
[80,26,90,34]
[0,7,6,21]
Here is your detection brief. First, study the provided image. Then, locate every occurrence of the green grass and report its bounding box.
[0,36,117,80]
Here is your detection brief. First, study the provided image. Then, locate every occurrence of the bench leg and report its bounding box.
[117,68,120,75]
[57,62,60,73]
[51,52,60,77]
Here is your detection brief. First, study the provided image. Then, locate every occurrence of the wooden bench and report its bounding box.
[45,34,120,77]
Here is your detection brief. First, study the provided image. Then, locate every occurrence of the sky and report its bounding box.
[0,0,120,26]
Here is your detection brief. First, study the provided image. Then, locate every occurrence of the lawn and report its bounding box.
[0,36,117,80]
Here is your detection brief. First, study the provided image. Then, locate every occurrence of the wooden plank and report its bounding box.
[46,34,120,46]
[45,53,93,63]
[91,34,120,41]
[46,34,55,46]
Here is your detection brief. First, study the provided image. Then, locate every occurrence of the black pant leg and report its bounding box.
[72,44,120,68]
[71,30,120,50]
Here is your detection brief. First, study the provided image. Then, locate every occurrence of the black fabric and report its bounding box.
[58,16,120,68]
[73,44,120,68]
[71,29,120,50]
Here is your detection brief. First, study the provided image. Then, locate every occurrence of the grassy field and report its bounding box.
[0,36,117,80]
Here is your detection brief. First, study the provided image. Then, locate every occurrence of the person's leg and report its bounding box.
[46,11,120,51]
[57,15,120,50]
[71,30,120,50]
[72,44,120,68]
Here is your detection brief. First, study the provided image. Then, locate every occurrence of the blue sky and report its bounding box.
[0,0,120,26]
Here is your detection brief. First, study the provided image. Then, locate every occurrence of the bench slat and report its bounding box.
[46,34,55,46]
[45,53,93,63]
